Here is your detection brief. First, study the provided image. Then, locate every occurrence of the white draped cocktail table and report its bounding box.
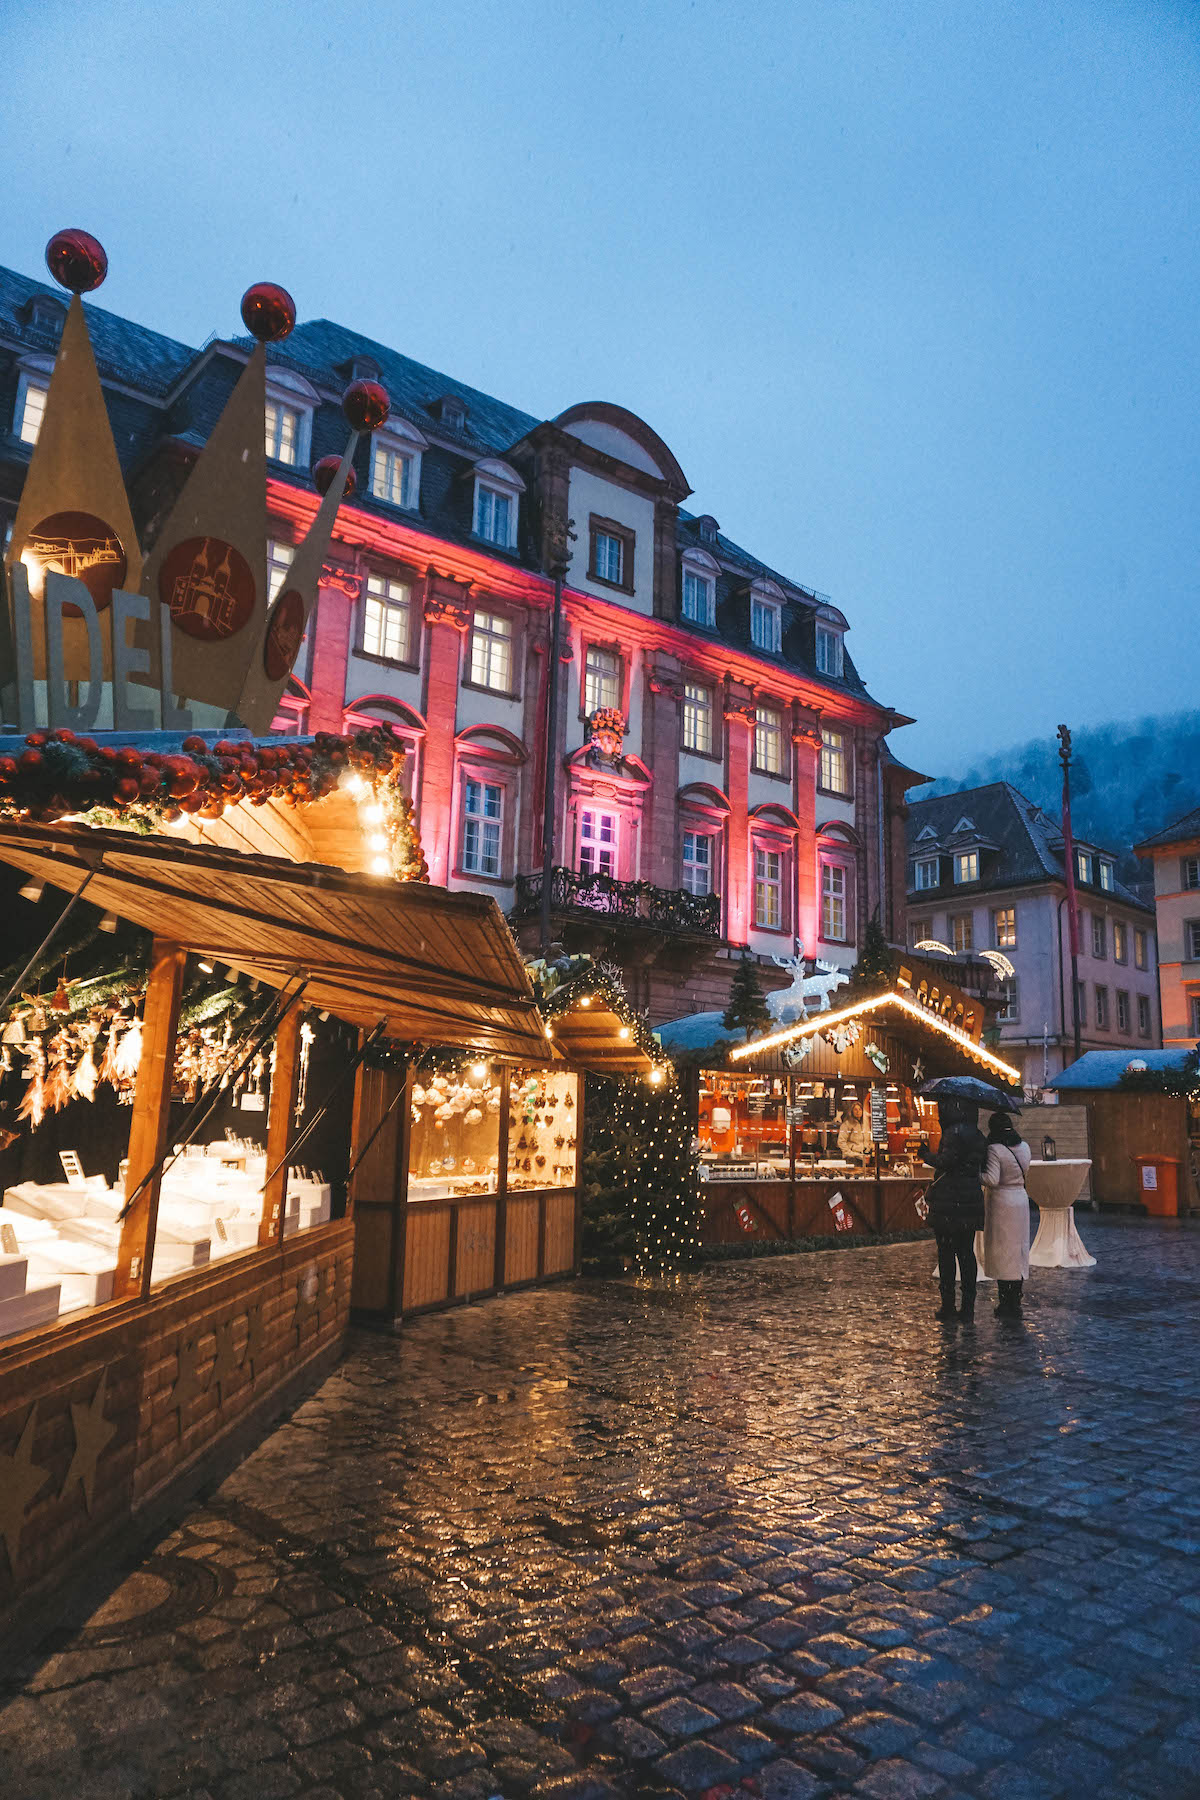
[1026,1158,1094,1268]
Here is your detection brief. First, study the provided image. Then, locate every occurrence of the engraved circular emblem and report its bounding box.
[263,588,305,680]
[26,510,127,613]
[159,536,256,641]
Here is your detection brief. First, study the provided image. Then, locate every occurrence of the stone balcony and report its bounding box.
[513,867,722,940]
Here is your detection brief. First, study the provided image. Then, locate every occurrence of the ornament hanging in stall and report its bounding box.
[72,1019,100,1101]
[17,1038,46,1127]
[827,1020,861,1055]
[295,1020,315,1122]
[114,1014,143,1081]
[828,1191,854,1233]
[44,1027,76,1111]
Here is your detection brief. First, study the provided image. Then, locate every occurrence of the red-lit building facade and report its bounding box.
[0,264,920,1019]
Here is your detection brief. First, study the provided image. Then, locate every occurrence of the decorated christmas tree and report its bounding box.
[849,910,895,996]
[722,952,771,1036]
[579,1073,699,1274]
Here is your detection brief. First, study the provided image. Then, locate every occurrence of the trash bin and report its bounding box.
[1132,1154,1180,1218]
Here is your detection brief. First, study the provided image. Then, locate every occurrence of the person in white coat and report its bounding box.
[982,1110,1032,1317]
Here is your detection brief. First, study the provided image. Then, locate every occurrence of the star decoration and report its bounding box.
[172,1333,211,1427]
[244,1304,269,1379]
[0,1404,50,1574]
[211,1316,244,1400]
[64,1372,117,1514]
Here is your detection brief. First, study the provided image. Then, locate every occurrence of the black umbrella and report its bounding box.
[918,1075,1022,1112]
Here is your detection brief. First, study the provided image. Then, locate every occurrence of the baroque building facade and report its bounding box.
[0,263,920,1021]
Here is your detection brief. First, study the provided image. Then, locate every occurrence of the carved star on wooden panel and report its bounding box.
[245,1303,269,1378]
[65,1371,117,1514]
[212,1316,244,1400]
[0,1404,50,1574]
[172,1333,211,1426]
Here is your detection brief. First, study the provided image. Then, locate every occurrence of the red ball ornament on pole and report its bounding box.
[240,282,296,343]
[312,455,356,500]
[343,379,389,432]
[45,230,108,293]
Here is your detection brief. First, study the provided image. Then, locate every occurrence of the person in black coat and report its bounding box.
[924,1095,988,1321]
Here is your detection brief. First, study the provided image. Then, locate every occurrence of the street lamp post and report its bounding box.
[539,517,573,956]
[1058,724,1083,1065]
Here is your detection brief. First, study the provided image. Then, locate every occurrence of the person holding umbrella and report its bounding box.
[919,1077,1019,1323]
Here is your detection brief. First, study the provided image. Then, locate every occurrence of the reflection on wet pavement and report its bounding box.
[4,1220,1200,1799]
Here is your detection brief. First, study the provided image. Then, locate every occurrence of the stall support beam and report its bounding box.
[261,1004,303,1248]
[114,939,186,1303]
[389,1062,413,1318]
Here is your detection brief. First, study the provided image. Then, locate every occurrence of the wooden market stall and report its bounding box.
[1051,1050,1199,1214]
[662,985,1022,1245]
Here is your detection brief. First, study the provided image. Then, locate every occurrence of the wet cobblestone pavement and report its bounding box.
[5,1219,1200,1800]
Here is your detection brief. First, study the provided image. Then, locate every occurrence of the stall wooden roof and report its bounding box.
[548,1002,656,1078]
[728,988,1022,1086]
[0,822,546,1059]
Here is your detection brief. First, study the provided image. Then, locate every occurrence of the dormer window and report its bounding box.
[1076,850,1092,885]
[680,548,718,627]
[19,293,67,333]
[369,418,427,512]
[816,624,844,677]
[914,857,940,891]
[263,368,317,469]
[13,354,54,446]
[1098,857,1115,892]
[472,459,523,550]
[431,393,468,433]
[954,851,979,884]
[749,580,784,654]
[695,514,720,545]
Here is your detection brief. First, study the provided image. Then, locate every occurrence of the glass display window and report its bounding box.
[507,1069,578,1190]
[697,1071,790,1179]
[408,1066,503,1200]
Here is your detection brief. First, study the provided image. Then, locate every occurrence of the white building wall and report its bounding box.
[565,469,655,616]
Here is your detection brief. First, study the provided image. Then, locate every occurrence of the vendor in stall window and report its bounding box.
[836,1100,872,1163]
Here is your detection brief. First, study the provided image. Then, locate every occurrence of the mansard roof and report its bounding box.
[0,266,192,394]
[1135,805,1200,854]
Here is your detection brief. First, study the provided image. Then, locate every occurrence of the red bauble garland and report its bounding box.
[0,726,407,828]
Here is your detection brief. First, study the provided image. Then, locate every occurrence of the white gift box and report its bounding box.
[0,1278,61,1341]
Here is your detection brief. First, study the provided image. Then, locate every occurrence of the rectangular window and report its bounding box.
[1091,914,1107,959]
[993,906,1017,948]
[997,978,1019,1023]
[682,682,712,754]
[267,538,294,604]
[460,779,503,877]
[18,380,47,446]
[951,913,974,954]
[1138,993,1152,1038]
[469,610,512,691]
[264,400,300,466]
[1134,929,1148,970]
[370,442,414,508]
[815,625,843,677]
[754,706,783,775]
[594,530,623,585]
[1192,996,1200,1038]
[1076,980,1087,1026]
[363,574,412,663]
[1099,859,1115,891]
[820,727,848,794]
[910,917,932,947]
[583,645,621,716]
[954,851,979,885]
[1113,920,1128,964]
[578,809,617,878]
[1094,984,1109,1029]
[682,569,715,626]
[754,847,783,929]
[1076,850,1092,885]
[1187,920,1200,961]
[475,485,513,546]
[751,598,781,653]
[914,857,939,891]
[1116,990,1131,1034]
[682,831,712,896]
[821,862,847,941]
[1184,856,1200,891]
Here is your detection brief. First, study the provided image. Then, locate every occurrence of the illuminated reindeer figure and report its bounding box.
[766,946,850,1023]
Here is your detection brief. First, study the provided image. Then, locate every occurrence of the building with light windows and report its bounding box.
[906,783,1160,1091]
[1135,807,1200,1051]
[0,262,921,1020]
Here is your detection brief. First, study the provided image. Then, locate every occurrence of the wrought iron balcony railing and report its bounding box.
[514,867,722,938]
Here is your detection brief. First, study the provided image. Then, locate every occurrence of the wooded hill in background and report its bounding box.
[915,711,1200,888]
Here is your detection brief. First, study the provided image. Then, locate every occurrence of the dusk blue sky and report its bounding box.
[5,0,1196,778]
